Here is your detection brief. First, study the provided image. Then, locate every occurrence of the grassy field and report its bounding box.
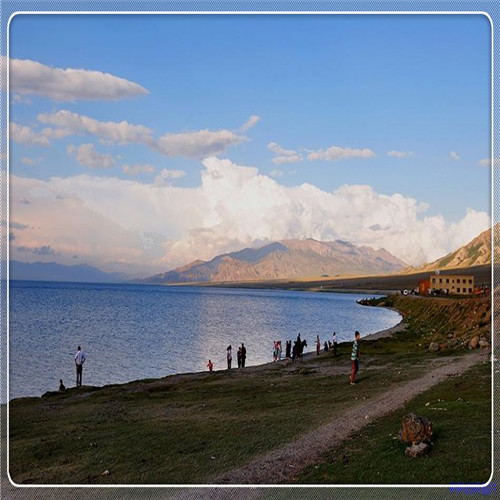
[8,295,492,485]
[296,361,491,484]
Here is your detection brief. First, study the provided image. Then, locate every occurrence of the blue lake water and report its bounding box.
[8,280,401,400]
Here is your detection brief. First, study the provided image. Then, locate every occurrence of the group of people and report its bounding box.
[207,343,247,372]
[66,331,361,386]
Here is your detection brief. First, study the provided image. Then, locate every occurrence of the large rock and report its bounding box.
[405,442,431,458]
[479,339,490,349]
[428,342,439,352]
[469,336,480,349]
[398,412,433,445]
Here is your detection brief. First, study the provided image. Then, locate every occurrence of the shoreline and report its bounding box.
[13,297,403,402]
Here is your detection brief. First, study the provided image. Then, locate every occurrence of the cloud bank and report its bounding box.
[10,157,489,275]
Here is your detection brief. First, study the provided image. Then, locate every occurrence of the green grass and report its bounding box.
[295,362,492,484]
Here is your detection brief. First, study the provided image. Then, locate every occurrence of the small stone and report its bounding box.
[447,333,453,339]
[469,336,480,349]
[425,402,430,406]
[479,340,490,349]
[101,470,110,476]
[428,342,439,352]
[398,412,433,444]
[405,442,431,458]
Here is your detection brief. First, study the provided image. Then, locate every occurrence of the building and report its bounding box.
[419,279,431,295]
[429,274,474,295]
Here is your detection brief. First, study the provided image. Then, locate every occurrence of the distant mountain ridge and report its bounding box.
[410,226,496,273]
[9,260,128,283]
[145,238,407,284]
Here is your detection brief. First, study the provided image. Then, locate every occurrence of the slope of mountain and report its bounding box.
[145,239,407,284]
[412,226,495,273]
[9,260,128,283]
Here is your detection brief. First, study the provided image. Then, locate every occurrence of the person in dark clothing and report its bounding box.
[59,379,66,391]
[237,347,242,368]
[241,343,247,367]
[227,345,232,370]
[333,331,338,357]
[285,340,291,360]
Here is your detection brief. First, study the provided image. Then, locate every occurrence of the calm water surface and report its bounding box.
[9,281,401,399]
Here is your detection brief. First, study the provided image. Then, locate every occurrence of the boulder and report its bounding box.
[405,442,431,458]
[398,412,433,445]
[469,336,480,349]
[428,342,439,352]
[479,340,490,349]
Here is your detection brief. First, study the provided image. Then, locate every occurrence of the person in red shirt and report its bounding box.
[207,359,213,372]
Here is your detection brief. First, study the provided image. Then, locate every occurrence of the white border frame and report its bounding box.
[5,10,496,490]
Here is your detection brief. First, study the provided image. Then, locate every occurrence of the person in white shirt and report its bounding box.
[74,346,86,387]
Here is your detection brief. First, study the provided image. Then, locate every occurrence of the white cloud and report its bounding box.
[270,169,283,178]
[9,157,490,275]
[450,151,461,161]
[10,123,50,147]
[307,146,376,161]
[21,157,35,166]
[478,158,500,167]
[268,142,303,164]
[155,129,245,158]
[67,143,115,169]
[239,115,261,132]
[154,168,186,185]
[38,110,154,145]
[123,164,156,176]
[388,150,412,158]
[36,110,251,158]
[7,57,148,101]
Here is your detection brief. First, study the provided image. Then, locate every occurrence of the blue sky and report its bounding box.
[7,14,492,275]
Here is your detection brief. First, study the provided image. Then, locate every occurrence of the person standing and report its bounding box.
[350,331,360,385]
[74,346,86,387]
[207,359,214,372]
[241,343,247,368]
[227,345,232,370]
[285,340,291,360]
[278,340,282,361]
[237,346,242,368]
[333,331,338,357]
[316,335,321,355]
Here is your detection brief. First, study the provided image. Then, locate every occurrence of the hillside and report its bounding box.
[145,239,407,284]
[413,226,495,272]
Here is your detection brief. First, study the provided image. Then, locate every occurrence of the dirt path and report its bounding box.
[213,350,489,485]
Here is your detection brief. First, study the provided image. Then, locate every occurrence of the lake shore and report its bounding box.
[8,294,491,485]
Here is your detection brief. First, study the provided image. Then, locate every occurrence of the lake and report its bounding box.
[9,280,401,400]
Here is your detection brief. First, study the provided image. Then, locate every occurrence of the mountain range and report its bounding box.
[145,239,407,284]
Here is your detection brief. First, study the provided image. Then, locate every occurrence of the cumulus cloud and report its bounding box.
[307,146,376,161]
[67,143,115,169]
[123,164,156,176]
[388,150,412,158]
[270,169,284,178]
[9,157,489,275]
[154,168,186,185]
[7,57,148,101]
[450,151,461,161]
[10,123,50,147]
[268,142,303,164]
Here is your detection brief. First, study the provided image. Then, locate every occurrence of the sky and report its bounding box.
[6,14,492,277]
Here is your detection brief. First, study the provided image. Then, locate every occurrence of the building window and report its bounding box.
[432,278,436,284]
[446,278,449,283]
[457,288,460,293]
[439,278,442,284]
[469,279,472,284]
[452,280,455,283]
[469,288,472,293]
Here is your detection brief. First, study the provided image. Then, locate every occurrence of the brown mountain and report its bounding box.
[145,239,407,284]
[411,226,496,273]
